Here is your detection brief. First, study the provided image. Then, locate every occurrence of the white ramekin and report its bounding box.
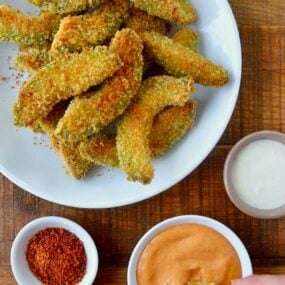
[224,130,285,219]
[128,215,252,285]
[11,216,98,285]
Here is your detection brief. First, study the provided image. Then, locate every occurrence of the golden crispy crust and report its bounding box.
[125,8,168,73]
[80,100,197,166]
[131,0,196,25]
[0,5,60,46]
[33,100,92,179]
[173,28,199,52]
[14,47,51,73]
[125,7,168,35]
[13,47,122,127]
[51,0,129,53]
[143,28,199,77]
[80,134,119,167]
[13,28,198,75]
[28,0,103,14]
[143,32,229,87]
[51,135,93,179]
[39,100,70,134]
[149,100,197,156]
[116,75,195,184]
[29,120,45,133]
[55,28,143,141]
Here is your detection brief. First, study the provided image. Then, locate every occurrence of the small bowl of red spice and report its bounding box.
[11,216,98,285]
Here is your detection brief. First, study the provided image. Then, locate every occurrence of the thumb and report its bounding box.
[232,275,285,285]
[231,275,259,285]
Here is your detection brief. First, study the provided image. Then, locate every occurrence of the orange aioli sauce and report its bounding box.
[137,224,242,285]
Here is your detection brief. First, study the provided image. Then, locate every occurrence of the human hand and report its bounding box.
[232,275,285,285]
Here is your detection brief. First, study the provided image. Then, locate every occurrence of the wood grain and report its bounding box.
[229,0,285,26]
[221,26,285,145]
[1,1,285,284]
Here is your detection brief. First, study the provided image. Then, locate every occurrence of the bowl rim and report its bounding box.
[127,215,253,284]
[224,130,285,219]
[10,216,98,285]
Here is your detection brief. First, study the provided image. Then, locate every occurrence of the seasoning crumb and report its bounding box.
[0,76,6,81]
[26,227,87,285]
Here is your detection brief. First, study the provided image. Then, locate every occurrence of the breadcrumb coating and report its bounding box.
[125,7,168,73]
[14,28,198,75]
[34,100,93,179]
[39,100,70,134]
[144,28,199,76]
[149,100,197,156]
[125,7,168,35]
[131,0,196,25]
[116,75,195,184]
[14,47,51,73]
[28,0,103,14]
[143,32,229,87]
[80,100,197,166]
[173,28,199,52]
[0,5,60,46]
[13,46,122,127]
[29,120,45,133]
[51,0,129,53]
[14,44,74,73]
[51,135,93,179]
[80,134,119,167]
[55,28,143,141]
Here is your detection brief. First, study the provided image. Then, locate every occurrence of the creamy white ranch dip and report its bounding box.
[231,139,285,210]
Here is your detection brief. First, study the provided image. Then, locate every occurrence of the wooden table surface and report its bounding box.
[1,0,285,284]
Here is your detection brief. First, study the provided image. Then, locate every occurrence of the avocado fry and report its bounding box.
[51,0,129,53]
[55,28,144,141]
[0,5,60,46]
[131,0,196,25]
[143,32,229,87]
[116,75,195,184]
[13,47,122,127]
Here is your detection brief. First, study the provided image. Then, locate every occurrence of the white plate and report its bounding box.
[0,0,241,208]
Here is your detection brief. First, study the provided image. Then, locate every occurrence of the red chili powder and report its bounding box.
[26,227,87,285]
